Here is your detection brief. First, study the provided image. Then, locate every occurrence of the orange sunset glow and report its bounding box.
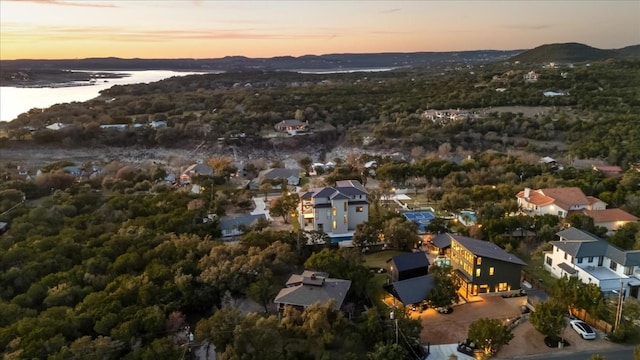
[1,0,639,60]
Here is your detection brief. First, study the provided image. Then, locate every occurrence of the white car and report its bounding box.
[570,320,596,340]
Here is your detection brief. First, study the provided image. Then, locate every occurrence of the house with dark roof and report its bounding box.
[180,163,214,184]
[516,187,606,218]
[274,270,352,311]
[441,233,526,297]
[387,251,430,282]
[298,180,368,241]
[219,214,267,238]
[262,168,300,186]
[544,227,640,299]
[383,274,435,306]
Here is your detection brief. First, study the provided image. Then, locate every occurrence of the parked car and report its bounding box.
[435,306,453,314]
[570,320,596,340]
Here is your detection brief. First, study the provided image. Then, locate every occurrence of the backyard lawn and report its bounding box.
[364,250,408,268]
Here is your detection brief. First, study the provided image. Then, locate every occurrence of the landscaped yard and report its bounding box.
[364,249,408,268]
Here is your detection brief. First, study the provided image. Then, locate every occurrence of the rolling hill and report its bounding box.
[511,42,640,63]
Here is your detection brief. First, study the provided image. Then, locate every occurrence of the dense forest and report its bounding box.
[1,55,640,358]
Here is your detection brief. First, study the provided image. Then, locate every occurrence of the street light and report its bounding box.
[390,311,398,344]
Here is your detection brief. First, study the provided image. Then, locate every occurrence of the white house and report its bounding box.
[544,227,640,298]
[299,180,369,241]
[516,187,606,218]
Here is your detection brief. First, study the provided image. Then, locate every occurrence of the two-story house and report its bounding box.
[516,187,606,218]
[435,234,527,298]
[299,180,368,242]
[544,227,640,299]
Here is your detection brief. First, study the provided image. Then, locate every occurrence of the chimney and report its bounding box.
[524,188,531,200]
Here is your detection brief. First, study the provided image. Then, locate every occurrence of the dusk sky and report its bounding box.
[1,0,639,60]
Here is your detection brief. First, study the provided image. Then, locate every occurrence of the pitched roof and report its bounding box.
[388,251,430,272]
[450,234,527,266]
[263,168,299,180]
[336,180,368,194]
[286,270,330,286]
[431,233,453,249]
[275,273,351,309]
[183,163,214,176]
[384,274,435,305]
[584,209,639,223]
[554,227,640,266]
[308,180,368,199]
[516,190,554,206]
[517,187,597,211]
[539,187,591,210]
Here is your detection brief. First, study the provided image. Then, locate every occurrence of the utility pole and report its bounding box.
[614,279,624,331]
[390,311,398,344]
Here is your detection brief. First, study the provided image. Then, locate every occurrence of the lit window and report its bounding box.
[343,215,347,224]
[476,257,482,265]
[356,206,364,213]
[333,220,337,230]
[475,269,481,277]
[332,207,336,216]
[489,267,494,276]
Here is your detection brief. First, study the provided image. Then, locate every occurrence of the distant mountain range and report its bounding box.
[510,43,640,63]
[1,50,524,72]
[1,43,638,73]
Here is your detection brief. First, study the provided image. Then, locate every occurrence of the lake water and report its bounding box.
[0,70,210,122]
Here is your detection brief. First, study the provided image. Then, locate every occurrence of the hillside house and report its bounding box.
[274,119,309,135]
[180,163,214,184]
[592,165,623,176]
[544,227,640,298]
[523,71,539,82]
[516,187,606,218]
[432,234,526,298]
[274,271,352,311]
[299,180,368,241]
[583,209,639,235]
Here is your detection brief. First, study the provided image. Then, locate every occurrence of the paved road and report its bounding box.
[497,345,637,360]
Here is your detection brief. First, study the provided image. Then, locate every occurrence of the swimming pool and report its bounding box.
[458,211,477,226]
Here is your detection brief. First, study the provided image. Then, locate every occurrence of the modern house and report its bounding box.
[387,251,430,282]
[299,180,369,241]
[433,233,527,298]
[274,270,352,311]
[516,187,606,218]
[583,209,639,235]
[219,214,267,238]
[544,227,640,299]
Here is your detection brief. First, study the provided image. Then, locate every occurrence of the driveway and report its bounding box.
[417,295,526,345]
[416,295,622,358]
